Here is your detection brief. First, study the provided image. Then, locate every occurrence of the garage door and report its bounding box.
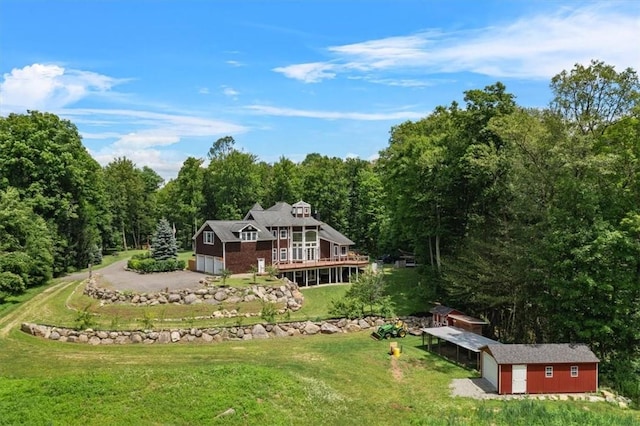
[213,257,224,274]
[196,255,205,272]
[204,256,214,274]
[482,351,499,391]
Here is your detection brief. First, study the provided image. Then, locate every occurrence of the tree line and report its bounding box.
[0,59,638,398]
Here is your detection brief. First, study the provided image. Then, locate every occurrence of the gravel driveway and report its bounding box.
[68,259,207,293]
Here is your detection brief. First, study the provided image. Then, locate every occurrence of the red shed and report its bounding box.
[481,344,599,394]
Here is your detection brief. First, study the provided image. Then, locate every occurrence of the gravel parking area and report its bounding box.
[87,260,206,293]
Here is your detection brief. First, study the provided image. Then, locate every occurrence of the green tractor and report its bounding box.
[371,320,408,340]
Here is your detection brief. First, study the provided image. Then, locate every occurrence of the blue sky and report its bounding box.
[1,1,639,180]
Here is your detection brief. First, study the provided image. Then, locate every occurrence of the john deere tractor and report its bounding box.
[371,320,408,340]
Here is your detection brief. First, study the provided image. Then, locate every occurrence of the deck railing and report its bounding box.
[273,255,369,270]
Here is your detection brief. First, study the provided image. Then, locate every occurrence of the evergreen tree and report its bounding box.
[151,218,178,261]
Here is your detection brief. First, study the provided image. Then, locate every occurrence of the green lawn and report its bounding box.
[0,265,637,425]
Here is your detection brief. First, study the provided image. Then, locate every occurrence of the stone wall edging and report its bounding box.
[20,316,430,345]
[83,277,304,313]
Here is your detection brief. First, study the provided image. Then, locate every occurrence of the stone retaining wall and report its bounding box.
[83,278,304,312]
[21,316,430,345]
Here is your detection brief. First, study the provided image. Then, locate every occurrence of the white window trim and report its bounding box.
[334,245,338,257]
[280,248,287,261]
[241,231,258,241]
[341,246,347,256]
[545,366,553,378]
[571,366,578,377]
[272,248,277,262]
[280,229,288,239]
[203,231,214,245]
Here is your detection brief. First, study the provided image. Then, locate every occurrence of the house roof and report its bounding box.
[422,326,501,353]
[200,220,275,243]
[246,202,323,227]
[318,222,354,245]
[483,344,600,365]
[429,305,457,316]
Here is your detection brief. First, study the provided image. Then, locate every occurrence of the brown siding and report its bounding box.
[224,241,272,274]
[500,364,512,394]
[194,225,223,257]
[320,239,331,259]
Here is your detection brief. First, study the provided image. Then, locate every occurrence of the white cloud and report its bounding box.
[226,60,244,67]
[274,4,640,83]
[247,104,425,121]
[90,146,184,181]
[273,62,337,83]
[199,87,210,94]
[0,63,126,111]
[222,86,239,98]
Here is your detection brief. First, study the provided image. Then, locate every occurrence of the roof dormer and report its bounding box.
[291,200,311,218]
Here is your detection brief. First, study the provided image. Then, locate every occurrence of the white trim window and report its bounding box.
[272,248,277,262]
[280,229,288,239]
[280,248,287,261]
[272,229,278,238]
[203,231,215,245]
[334,245,339,257]
[571,366,578,377]
[341,246,347,256]
[241,231,258,241]
[545,366,553,378]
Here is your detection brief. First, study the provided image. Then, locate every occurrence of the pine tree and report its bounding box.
[151,218,178,261]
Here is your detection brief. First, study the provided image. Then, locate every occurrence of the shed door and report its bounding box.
[204,256,214,274]
[512,364,527,394]
[482,352,498,391]
[196,255,205,272]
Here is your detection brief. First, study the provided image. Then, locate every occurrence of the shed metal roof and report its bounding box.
[429,305,457,316]
[483,344,599,365]
[422,326,501,353]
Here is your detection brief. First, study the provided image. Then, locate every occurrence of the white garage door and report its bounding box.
[204,256,214,274]
[482,351,499,391]
[196,255,205,272]
[213,257,224,274]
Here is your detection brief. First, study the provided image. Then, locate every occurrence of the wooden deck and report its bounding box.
[274,256,369,271]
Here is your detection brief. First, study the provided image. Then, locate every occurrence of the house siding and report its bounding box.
[224,241,272,274]
[194,225,223,257]
[320,239,331,259]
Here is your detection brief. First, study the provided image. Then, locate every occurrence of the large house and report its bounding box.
[192,201,369,285]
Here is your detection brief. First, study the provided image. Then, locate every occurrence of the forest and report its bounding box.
[1,60,639,398]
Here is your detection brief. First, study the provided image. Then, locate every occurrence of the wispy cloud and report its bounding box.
[222,86,239,98]
[226,60,244,67]
[274,4,640,83]
[198,87,210,94]
[246,104,425,121]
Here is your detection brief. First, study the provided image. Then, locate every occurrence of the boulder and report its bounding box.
[357,319,371,329]
[214,291,228,301]
[184,294,198,304]
[252,324,269,339]
[201,333,214,343]
[49,331,61,340]
[96,331,109,339]
[303,321,320,335]
[345,323,362,333]
[320,323,340,334]
[88,336,101,345]
[272,325,288,338]
[170,331,181,342]
[157,331,171,344]
[130,333,143,344]
[157,295,168,304]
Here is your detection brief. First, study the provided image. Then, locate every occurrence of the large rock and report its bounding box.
[157,295,168,304]
[320,323,340,334]
[252,324,269,339]
[303,321,320,335]
[272,325,288,338]
[214,291,228,301]
[357,319,371,329]
[184,294,198,304]
[157,331,171,344]
[170,331,181,342]
[168,293,181,303]
[130,333,143,343]
[201,333,214,342]
[88,336,101,345]
[345,323,362,333]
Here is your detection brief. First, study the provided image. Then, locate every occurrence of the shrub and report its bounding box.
[127,258,185,273]
[74,304,96,331]
[0,271,26,302]
[261,301,278,323]
[328,297,364,319]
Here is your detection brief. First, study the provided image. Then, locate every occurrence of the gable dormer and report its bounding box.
[235,223,259,241]
[291,200,312,218]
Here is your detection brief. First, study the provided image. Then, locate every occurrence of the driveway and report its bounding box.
[64,259,207,293]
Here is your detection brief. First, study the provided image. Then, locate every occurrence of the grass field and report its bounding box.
[0,261,637,425]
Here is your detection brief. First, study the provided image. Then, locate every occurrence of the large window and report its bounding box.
[341,246,347,256]
[545,366,553,378]
[571,366,579,377]
[203,231,214,245]
[280,248,288,261]
[241,231,258,241]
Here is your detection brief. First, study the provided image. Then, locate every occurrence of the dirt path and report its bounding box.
[0,279,76,338]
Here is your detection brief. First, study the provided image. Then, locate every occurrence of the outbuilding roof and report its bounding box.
[422,326,501,353]
[429,305,457,316]
[483,344,599,365]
